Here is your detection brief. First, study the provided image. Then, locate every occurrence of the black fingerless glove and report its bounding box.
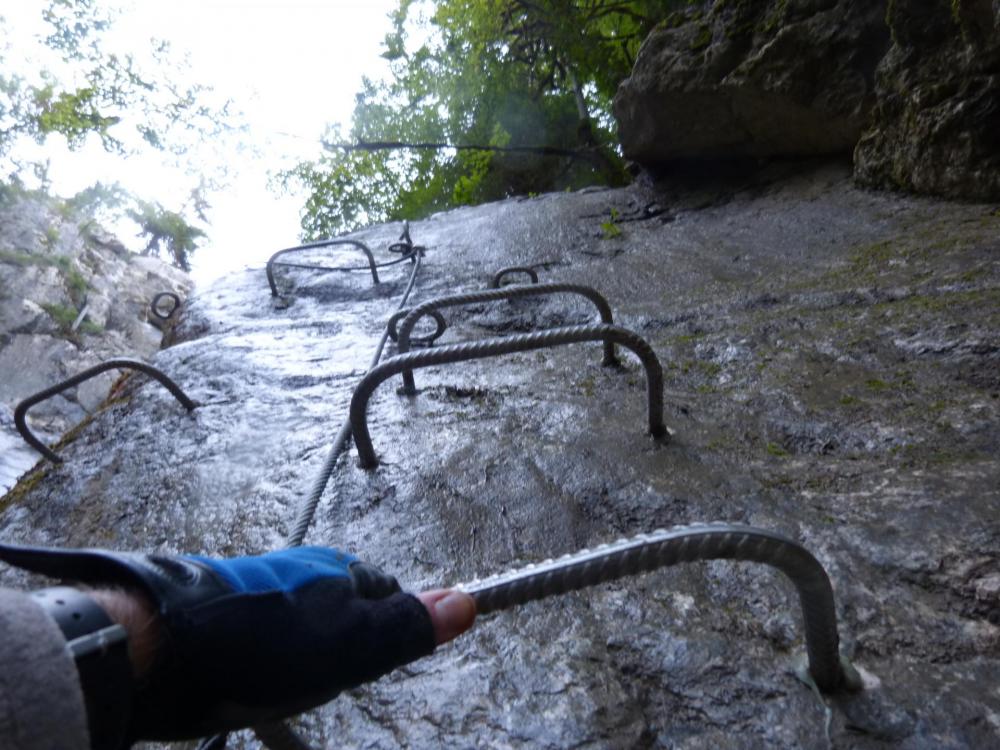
[0,542,435,742]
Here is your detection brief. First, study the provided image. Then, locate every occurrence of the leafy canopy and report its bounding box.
[0,0,241,269]
[285,0,682,239]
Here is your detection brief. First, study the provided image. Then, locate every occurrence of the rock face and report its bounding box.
[854,0,1000,200]
[0,190,190,493]
[615,0,999,201]
[2,164,998,748]
[613,0,890,162]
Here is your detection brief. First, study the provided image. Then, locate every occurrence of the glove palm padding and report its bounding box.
[0,543,435,741]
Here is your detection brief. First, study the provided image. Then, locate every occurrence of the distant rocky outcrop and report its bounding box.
[0,189,190,492]
[614,0,1000,201]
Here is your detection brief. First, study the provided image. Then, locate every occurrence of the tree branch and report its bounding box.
[324,139,602,164]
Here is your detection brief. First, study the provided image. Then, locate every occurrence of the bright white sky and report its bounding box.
[2,0,398,282]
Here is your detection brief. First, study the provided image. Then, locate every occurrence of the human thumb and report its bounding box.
[417,589,477,645]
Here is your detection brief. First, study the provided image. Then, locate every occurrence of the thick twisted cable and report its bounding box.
[14,358,198,463]
[396,284,620,394]
[285,250,424,547]
[351,323,666,469]
[456,523,850,693]
[266,239,381,295]
[250,245,425,750]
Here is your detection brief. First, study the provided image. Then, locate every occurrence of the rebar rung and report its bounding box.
[351,323,667,469]
[396,283,621,393]
[14,358,198,464]
[457,522,857,694]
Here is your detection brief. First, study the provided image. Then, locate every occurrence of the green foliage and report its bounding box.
[766,441,789,457]
[58,181,128,218]
[65,266,89,304]
[40,301,79,330]
[0,249,38,266]
[288,0,684,238]
[42,224,61,248]
[0,0,236,167]
[0,1,238,270]
[32,84,121,151]
[127,199,206,271]
[600,207,623,239]
[39,301,101,336]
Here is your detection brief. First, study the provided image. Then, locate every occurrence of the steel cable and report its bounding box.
[285,233,425,547]
[243,229,426,750]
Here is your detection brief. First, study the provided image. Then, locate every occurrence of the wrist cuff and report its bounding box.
[33,587,134,750]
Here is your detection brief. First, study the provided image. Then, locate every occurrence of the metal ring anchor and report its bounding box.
[396,283,621,394]
[14,358,199,464]
[350,323,667,469]
[150,292,181,321]
[456,523,861,694]
[386,308,448,346]
[489,267,539,288]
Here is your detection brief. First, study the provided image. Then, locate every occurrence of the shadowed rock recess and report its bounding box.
[613,1,891,162]
[615,0,1000,202]
[2,161,998,748]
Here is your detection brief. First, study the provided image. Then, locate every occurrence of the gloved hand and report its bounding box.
[0,542,461,742]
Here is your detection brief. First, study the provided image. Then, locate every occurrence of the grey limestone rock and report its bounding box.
[854,0,1000,201]
[613,0,890,162]
[0,192,190,493]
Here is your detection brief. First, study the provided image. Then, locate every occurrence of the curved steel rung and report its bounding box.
[265,223,424,297]
[266,238,381,295]
[456,522,860,694]
[395,283,621,393]
[350,323,667,469]
[14,358,199,464]
[386,308,448,347]
[489,266,539,288]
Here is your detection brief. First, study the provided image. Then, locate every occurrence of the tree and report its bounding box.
[127,197,206,272]
[0,0,240,268]
[286,0,682,239]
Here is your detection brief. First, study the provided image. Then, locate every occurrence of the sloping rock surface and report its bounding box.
[2,164,999,748]
[0,192,190,493]
[854,0,1000,201]
[613,0,889,161]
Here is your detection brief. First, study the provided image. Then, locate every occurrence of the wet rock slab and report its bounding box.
[2,162,999,748]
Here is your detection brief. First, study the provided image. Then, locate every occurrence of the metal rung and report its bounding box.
[395,283,621,394]
[14,358,198,463]
[350,323,668,470]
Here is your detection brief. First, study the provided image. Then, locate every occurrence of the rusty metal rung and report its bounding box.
[395,283,621,394]
[14,358,198,464]
[350,323,668,470]
[265,222,421,297]
[489,266,539,288]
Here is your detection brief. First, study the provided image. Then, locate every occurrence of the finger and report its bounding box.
[417,589,477,645]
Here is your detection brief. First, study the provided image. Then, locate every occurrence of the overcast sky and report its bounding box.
[3,0,398,282]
